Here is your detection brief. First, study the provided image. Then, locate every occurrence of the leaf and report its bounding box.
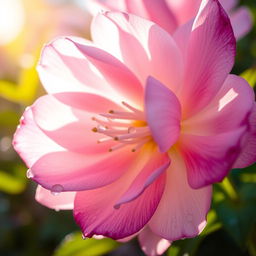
[0,170,27,194]
[54,232,120,256]
[0,111,19,126]
[214,179,256,248]
[241,66,256,88]
[0,64,39,105]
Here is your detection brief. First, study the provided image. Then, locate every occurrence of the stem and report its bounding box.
[220,177,239,202]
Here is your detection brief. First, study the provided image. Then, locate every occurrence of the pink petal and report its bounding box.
[13,107,65,168]
[145,77,181,153]
[182,75,255,135]
[31,95,116,154]
[35,185,76,210]
[114,149,170,208]
[149,151,212,240]
[179,0,236,117]
[173,19,193,61]
[66,37,143,106]
[89,0,127,14]
[52,92,122,113]
[74,165,166,239]
[124,0,178,34]
[180,128,247,189]
[38,37,143,106]
[234,103,256,169]
[138,227,171,256]
[167,0,201,25]
[92,12,184,92]
[37,37,106,94]
[230,7,253,40]
[30,149,139,192]
[219,0,237,12]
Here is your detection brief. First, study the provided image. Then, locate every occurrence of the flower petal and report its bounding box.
[74,166,166,239]
[179,0,236,117]
[167,0,201,25]
[138,227,171,256]
[230,7,253,40]
[219,0,237,12]
[30,149,139,192]
[149,151,212,240]
[182,75,255,135]
[13,107,65,168]
[114,149,170,208]
[31,94,116,154]
[65,37,143,106]
[145,77,181,153]
[124,0,178,34]
[35,185,76,210]
[234,103,256,169]
[92,12,184,92]
[180,128,247,189]
[38,37,143,106]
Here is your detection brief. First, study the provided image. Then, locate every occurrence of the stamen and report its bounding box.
[92,127,98,132]
[109,143,130,152]
[100,112,141,120]
[92,102,151,153]
[97,137,113,143]
[131,137,151,152]
[116,129,150,141]
[122,101,144,115]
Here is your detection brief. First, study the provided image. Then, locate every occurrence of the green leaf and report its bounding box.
[0,111,19,126]
[54,232,120,256]
[0,63,39,105]
[241,66,256,88]
[0,170,27,194]
[214,181,256,248]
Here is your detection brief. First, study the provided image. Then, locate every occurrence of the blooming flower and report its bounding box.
[89,0,252,39]
[13,0,256,255]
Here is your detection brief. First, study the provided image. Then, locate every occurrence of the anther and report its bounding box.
[92,127,98,132]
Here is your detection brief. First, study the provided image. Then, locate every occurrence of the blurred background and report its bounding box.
[0,0,255,255]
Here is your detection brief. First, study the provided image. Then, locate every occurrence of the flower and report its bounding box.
[89,0,252,39]
[13,0,256,255]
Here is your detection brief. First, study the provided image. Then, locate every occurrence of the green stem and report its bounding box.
[220,177,239,202]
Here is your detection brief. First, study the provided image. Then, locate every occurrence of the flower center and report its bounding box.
[92,101,152,152]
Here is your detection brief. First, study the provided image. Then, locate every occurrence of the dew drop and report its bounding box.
[26,169,34,179]
[51,184,63,196]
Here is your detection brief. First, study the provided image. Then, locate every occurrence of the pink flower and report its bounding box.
[89,0,252,39]
[13,0,255,255]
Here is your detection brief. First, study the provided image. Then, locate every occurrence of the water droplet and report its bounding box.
[26,169,34,179]
[128,127,136,133]
[51,184,63,196]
